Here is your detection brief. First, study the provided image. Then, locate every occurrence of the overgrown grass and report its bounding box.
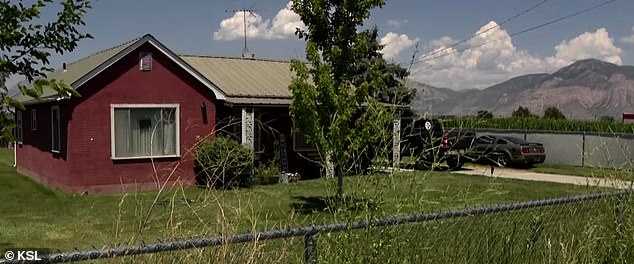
[2,148,630,263]
[444,117,634,133]
[530,163,634,181]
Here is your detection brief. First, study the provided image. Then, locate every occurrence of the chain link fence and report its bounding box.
[2,190,631,264]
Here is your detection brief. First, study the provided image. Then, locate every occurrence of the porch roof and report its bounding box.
[180,55,294,105]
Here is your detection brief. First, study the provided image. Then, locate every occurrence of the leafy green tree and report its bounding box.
[351,27,415,105]
[599,115,615,123]
[290,0,397,197]
[543,106,566,120]
[476,110,494,119]
[512,106,536,118]
[0,0,92,139]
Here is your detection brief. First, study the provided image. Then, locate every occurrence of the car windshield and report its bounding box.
[504,137,527,144]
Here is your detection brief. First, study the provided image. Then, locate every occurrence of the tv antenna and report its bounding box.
[225,7,265,58]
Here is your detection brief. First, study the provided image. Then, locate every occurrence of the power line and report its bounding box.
[411,0,619,73]
[418,0,549,61]
[380,0,548,57]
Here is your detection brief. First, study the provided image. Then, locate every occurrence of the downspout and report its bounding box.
[13,141,17,167]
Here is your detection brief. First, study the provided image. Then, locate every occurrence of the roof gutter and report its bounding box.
[223,102,290,108]
[20,95,70,106]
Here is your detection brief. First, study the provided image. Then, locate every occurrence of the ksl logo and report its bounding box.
[4,250,42,261]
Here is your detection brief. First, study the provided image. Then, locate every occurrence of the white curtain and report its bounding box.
[162,108,176,155]
[114,108,177,157]
[114,109,129,157]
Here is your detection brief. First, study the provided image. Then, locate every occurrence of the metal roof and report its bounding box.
[11,33,363,107]
[13,34,228,104]
[180,55,294,100]
[13,37,141,104]
[12,35,304,106]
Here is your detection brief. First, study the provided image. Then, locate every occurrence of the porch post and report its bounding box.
[241,108,255,150]
[325,151,334,178]
[392,117,401,170]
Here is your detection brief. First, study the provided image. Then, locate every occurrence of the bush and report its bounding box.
[543,106,566,120]
[254,163,281,185]
[194,136,253,189]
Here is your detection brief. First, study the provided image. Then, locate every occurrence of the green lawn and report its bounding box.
[0,148,612,262]
[530,163,634,181]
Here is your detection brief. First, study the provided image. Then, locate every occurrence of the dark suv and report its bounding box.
[399,118,476,170]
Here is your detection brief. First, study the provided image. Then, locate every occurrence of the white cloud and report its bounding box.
[412,21,623,90]
[214,2,305,41]
[379,32,419,60]
[213,12,270,41]
[269,2,305,39]
[620,25,634,44]
[429,36,454,48]
[547,28,622,67]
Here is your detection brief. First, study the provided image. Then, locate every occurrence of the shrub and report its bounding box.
[512,106,537,119]
[194,136,253,189]
[476,110,494,119]
[599,115,616,123]
[543,106,566,120]
[254,163,281,185]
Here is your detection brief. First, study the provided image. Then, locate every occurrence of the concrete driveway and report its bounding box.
[453,165,634,189]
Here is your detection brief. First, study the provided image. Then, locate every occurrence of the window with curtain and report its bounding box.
[31,109,37,131]
[112,105,178,159]
[16,111,23,143]
[51,106,60,152]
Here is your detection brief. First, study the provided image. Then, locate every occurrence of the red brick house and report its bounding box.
[12,34,317,193]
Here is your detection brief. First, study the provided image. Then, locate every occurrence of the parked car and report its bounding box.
[467,135,546,167]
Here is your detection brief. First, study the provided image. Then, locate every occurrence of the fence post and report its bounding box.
[581,131,586,167]
[392,118,401,170]
[304,234,318,264]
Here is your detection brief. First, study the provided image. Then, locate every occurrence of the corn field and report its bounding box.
[443,117,634,133]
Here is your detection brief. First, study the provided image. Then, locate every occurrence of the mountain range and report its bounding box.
[411,59,634,120]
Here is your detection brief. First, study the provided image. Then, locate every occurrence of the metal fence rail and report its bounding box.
[469,128,634,168]
[1,190,630,264]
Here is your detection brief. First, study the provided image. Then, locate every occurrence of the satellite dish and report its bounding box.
[242,47,254,58]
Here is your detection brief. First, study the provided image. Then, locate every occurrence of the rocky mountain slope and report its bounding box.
[413,59,634,119]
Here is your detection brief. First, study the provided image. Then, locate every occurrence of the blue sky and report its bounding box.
[8,0,634,90]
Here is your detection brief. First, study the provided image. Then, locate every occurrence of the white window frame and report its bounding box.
[51,106,60,153]
[31,109,37,131]
[16,111,23,144]
[110,104,180,160]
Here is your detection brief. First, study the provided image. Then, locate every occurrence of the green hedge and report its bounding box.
[443,117,634,134]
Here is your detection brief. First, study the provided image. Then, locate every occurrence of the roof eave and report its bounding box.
[17,34,229,105]
[145,38,227,101]
[20,95,70,106]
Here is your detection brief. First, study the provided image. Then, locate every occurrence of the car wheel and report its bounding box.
[496,154,510,168]
[415,152,435,170]
[446,157,464,170]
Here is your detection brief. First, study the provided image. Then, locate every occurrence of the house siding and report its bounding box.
[16,103,72,189]
[18,43,217,193]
